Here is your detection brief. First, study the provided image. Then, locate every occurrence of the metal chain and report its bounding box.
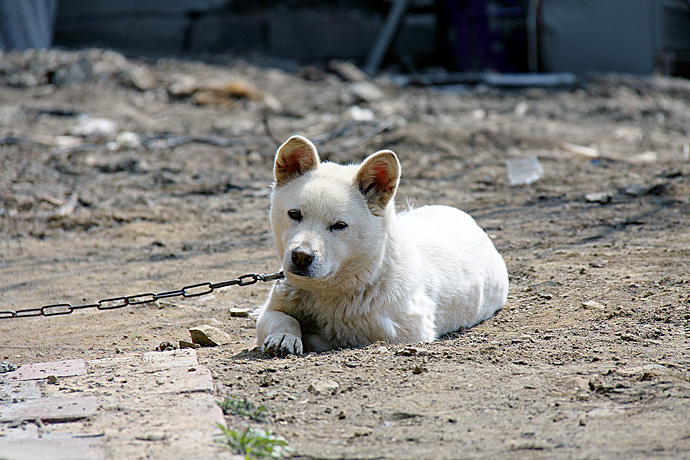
[0,271,284,320]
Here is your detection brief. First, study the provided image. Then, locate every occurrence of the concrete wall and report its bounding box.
[53,0,228,53]
[0,0,58,49]
[540,0,663,74]
[186,7,382,60]
[52,1,436,67]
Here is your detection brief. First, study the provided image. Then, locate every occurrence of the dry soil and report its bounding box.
[1,49,689,459]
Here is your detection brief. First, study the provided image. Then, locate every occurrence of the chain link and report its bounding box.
[0,271,284,320]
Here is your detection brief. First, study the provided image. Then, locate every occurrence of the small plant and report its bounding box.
[216,424,291,459]
[217,396,270,422]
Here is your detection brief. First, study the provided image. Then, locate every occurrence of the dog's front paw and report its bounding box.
[262,333,303,357]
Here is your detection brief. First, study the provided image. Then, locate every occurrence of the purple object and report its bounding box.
[439,0,527,72]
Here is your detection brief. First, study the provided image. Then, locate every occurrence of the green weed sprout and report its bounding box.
[217,396,270,422]
[216,424,291,459]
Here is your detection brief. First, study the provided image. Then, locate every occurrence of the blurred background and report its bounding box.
[1,0,689,77]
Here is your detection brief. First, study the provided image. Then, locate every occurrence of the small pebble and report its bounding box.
[135,432,167,441]
[582,300,605,310]
[308,379,339,396]
[178,340,200,349]
[623,184,647,196]
[585,192,612,204]
[189,325,232,346]
[396,347,430,357]
[155,342,177,352]
[229,307,252,318]
[412,365,427,374]
[0,361,17,373]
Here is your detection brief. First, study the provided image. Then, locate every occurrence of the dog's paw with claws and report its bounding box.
[262,333,303,357]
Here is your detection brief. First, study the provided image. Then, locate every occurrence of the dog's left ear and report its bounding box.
[274,136,320,185]
[355,150,400,215]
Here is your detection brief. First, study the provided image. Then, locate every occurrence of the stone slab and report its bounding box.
[88,365,215,396]
[84,349,198,377]
[0,396,98,422]
[45,352,211,399]
[0,437,103,460]
[0,380,41,403]
[141,349,198,368]
[0,421,40,438]
[84,355,137,374]
[95,392,233,460]
[149,365,214,395]
[4,359,86,381]
[0,349,233,459]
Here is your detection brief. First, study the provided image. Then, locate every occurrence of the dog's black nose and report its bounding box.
[291,248,314,270]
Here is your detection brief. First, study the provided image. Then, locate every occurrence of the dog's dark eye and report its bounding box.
[287,209,303,222]
[329,221,348,231]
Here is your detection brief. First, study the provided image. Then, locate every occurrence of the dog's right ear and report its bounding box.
[355,150,400,216]
[274,136,320,185]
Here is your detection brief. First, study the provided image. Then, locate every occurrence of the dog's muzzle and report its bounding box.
[289,247,314,276]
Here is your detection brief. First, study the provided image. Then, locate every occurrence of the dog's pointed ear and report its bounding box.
[274,136,320,185]
[355,150,400,215]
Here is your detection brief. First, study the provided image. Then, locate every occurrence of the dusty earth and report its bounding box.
[1,48,689,459]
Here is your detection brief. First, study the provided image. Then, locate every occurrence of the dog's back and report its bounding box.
[399,205,509,336]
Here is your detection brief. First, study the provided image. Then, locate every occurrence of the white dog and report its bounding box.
[256,136,508,356]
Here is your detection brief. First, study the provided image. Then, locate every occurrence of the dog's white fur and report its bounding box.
[256,136,508,356]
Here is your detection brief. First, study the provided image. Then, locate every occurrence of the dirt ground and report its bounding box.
[1,48,689,459]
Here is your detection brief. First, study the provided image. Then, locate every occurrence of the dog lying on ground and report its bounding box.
[256,136,509,356]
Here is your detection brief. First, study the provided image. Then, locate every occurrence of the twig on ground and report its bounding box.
[261,109,282,147]
[310,120,379,144]
[334,117,398,151]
